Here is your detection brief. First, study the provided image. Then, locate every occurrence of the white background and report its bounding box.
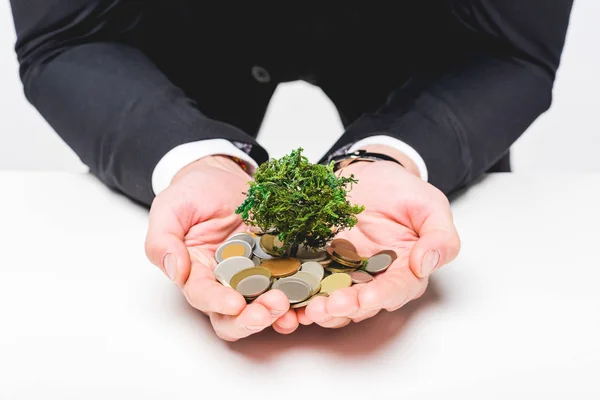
[1,172,600,398]
[1,1,598,172]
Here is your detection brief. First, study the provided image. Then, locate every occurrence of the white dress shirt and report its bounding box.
[151,137,428,195]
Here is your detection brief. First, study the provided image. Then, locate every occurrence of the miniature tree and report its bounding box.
[235,147,365,256]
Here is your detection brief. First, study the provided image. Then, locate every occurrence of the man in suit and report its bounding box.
[9,1,573,341]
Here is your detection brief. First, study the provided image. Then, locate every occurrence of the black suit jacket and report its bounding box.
[9,1,573,206]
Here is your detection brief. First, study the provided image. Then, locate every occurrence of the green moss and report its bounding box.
[235,147,364,254]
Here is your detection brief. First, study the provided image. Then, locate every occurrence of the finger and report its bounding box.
[350,308,380,323]
[251,290,291,320]
[410,229,460,278]
[331,284,380,322]
[295,308,313,326]
[273,310,300,335]
[210,303,272,341]
[184,259,246,315]
[305,296,351,329]
[410,201,461,278]
[251,290,298,334]
[145,192,192,286]
[358,264,426,312]
[325,287,360,317]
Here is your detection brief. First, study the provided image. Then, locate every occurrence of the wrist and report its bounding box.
[355,144,421,178]
[172,155,250,184]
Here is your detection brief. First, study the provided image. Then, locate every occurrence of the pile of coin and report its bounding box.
[213,232,397,308]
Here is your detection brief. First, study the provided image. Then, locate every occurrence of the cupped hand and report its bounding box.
[298,160,461,328]
[144,156,299,341]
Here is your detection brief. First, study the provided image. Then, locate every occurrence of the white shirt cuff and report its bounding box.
[347,135,429,181]
[151,139,259,195]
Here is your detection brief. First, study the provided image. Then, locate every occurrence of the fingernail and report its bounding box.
[366,304,382,311]
[270,309,286,317]
[163,253,177,281]
[245,325,264,331]
[420,249,440,277]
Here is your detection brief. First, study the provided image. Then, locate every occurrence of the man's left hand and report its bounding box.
[297,155,461,328]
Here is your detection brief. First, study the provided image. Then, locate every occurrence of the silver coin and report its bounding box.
[272,277,312,303]
[213,256,255,285]
[226,232,256,248]
[216,275,231,288]
[300,261,325,282]
[215,240,253,263]
[291,271,321,296]
[296,245,328,262]
[365,253,394,274]
[252,236,274,260]
[251,255,262,266]
[235,275,271,298]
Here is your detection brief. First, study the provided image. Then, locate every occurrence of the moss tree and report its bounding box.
[235,148,364,255]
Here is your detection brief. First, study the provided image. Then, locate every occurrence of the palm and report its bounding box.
[334,209,417,276]
[300,161,438,325]
[147,159,304,340]
[184,215,247,274]
[179,167,251,274]
[333,161,420,273]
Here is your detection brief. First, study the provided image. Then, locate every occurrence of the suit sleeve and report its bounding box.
[9,0,268,206]
[322,0,574,195]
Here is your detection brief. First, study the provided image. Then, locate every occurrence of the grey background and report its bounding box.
[1,1,598,173]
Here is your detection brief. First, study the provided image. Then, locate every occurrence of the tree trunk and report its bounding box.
[290,243,299,258]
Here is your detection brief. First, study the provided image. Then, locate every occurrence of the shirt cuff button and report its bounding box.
[251,65,271,83]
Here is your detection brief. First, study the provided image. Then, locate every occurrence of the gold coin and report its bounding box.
[291,292,328,309]
[253,236,274,260]
[349,270,374,284]
[260,258,301,278]
[214,256,255,286]
[273,236,285,249]
[325,266,356,274]
[327,247,362,264]
[327,260,357,270]
[230,267,272,290]
[330,256,361,268]
[215,240,252,262]
[260,234,282,256]
[320,273,352,295]
[327,247,362,266]
[329,238,357,253]
[333,247,362,264]
[222,243,248,259]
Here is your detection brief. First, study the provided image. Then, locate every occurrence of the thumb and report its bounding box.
[409,210,461,279]
[145,193,192,287]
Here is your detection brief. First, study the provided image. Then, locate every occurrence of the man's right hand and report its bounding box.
[144,156,299,341]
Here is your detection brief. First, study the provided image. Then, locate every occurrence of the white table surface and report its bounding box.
[0,172,599,399]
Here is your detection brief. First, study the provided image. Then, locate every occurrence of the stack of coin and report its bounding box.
[213,233,397,308]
